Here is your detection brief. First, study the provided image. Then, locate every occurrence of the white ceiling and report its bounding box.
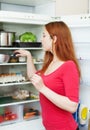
[0,0,55,6]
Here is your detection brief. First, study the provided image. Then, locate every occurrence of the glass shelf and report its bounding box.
[0,96,39,107]
[0,62,43,66]
[0,81,31,87]
[0,47,42,50]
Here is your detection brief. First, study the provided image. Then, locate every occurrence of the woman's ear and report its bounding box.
[53,35,57,43]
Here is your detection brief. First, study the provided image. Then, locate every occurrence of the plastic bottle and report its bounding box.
[88,110,90,130]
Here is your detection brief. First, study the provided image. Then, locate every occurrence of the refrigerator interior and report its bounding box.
[0,1,54,130]
[0,1,90,129]
[0,3,48,129]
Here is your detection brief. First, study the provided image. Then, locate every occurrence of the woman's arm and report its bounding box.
[14,49,37,79]
[30,74,78,113]
[40,85,78,113]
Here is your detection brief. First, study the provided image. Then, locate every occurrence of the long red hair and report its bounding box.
[40,21,81,77]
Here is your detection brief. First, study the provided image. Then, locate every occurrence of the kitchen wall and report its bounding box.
[55,0,89,15]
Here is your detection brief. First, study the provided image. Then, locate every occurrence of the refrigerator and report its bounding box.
[60,14,90,130]
[0,1,56,130]
[0,1,90,130]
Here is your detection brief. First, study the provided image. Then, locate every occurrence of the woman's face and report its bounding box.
[41,27,52,52]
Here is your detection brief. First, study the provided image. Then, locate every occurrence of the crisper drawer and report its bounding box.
[0,101,41,126]
[0,105,21,125]
[23,102,41,120]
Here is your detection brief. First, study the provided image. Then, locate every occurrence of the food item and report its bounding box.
[9,54,18,63]
[25,112,36,116]
[9,114,17,120]
[12,89,29,100]
[24,114,34,119]
[4,115,10,121]
[0,115,4,123]
[30,93,39,99]
[0,54,10,63]
[19,32,37,42]
[23,107,40,120]
[0,73,26,84]
[4,113,17,121]
[19,56,26,62]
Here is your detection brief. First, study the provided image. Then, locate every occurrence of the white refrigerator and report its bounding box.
[0,1,90,130]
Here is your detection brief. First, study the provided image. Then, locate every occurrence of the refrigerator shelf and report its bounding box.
[0,47,43,50]
[0,96,39,107]
[0,62,43,66]
[0,81,31,87]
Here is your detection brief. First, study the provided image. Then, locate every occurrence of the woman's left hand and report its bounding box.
[30,74,44,92]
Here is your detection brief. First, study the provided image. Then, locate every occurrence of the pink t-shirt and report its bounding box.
[40,60,80,130]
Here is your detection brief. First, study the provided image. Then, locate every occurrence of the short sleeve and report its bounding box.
[62,61,80,102]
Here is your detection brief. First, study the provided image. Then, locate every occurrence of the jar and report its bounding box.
[9,54,18,63]
[0,31,15,46]
[19,56,26,62]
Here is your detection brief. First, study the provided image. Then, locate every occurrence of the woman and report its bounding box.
[14,21,80,130]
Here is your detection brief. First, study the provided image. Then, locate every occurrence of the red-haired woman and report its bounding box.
[14,21,80,130]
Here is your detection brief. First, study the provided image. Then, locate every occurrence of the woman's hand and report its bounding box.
[14,49,37,80]
[14,49,31,57]
[30,74,44,92]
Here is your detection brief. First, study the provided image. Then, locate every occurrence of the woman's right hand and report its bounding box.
[14,49,36,80]
[14,49,31,58]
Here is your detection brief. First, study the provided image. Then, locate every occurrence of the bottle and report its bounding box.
[19,56,26,62]
[88,110,90,130]
[9,54,18,63]
[79,104,89,126]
